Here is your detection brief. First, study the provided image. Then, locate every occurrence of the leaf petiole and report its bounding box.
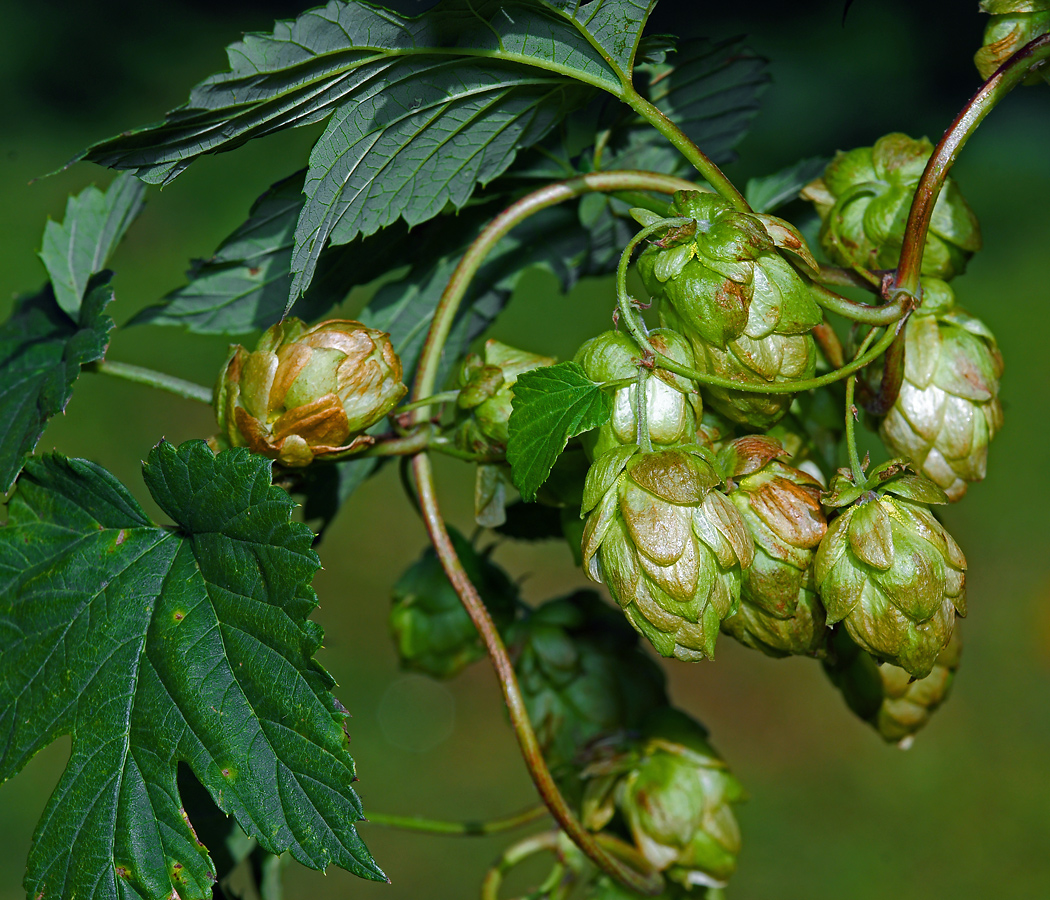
[86,359,213,405]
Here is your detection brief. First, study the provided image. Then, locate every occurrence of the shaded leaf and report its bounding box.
[507,362,611,501]
[0,276,114,492]
[39,173,145,319]
[745,156,830,213]
[0,441,385,900]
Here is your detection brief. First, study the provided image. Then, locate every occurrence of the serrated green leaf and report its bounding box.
[74,0,659,304]
[0,276,115,493]
[745,156,830,213]
[506,362,612,501]
[39,174,145,319]
[0,441,385,899]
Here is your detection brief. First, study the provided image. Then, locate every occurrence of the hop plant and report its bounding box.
[581,445,754,662]
[879,278,1004,501]
[717,436,829,658]
[815,463,967,678]
[389,528,519,680]
[581,709,744,890]
[802,133,981,279]
[575,329,701,457]
[507,591,667,778]
[975,1,1050,85]
[214,317,406,466]
[634,191,823,427]
[823,625,962,746]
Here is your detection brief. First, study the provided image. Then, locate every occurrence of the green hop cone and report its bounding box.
[635,190,823,428]
[801,133,982,280]
[575,329,701,457]
[389,528,519,679]
[508,591,667,778]
[582,709,744,890]
[718,436,829,658]
[581,445,755,662]
[823,625,962,747]
[879,278,1004,501]
[815,464,967,678]
[456,339,556,451]
[214,317,406,466]
[976,1,1050,85]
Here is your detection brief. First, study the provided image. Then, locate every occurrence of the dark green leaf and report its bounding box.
[279,455,384,542]
[745,156,830,213]
[506,362,612,501]
[0,276,115,492]
[0,441,385,899]
[39,174,145,319]
[495,500,565,541]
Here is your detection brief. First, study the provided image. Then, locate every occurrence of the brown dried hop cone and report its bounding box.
[581,444,754,662]
[581,709,744,890]
[975,1,1050,85]
[717,436,829,658]
[215,317,406,466]
[815,463,967,678]
[879,278,1003,501]
[802,133,981,280]
[574,329,701,457]
[823,625,962,747]
[634,192,823,428]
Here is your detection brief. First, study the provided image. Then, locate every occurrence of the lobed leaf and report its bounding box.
[0,441,384,900]
[0,277,114,493]
[39,173,146,319]
[506,362,611,501]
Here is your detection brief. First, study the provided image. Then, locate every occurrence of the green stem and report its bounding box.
[894,33,1050,297]
[365,805,548,837]
[614,221,901,393]
[810,280,906,326]
[844,329,880,483]
[398,391,461,413]
[480,831,562,900]
[411,454,662,897]
[635,367,653,453]
[621,86,750,211]
[87,360,213,405]
[817,265,883,292]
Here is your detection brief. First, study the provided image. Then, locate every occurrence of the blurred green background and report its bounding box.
[1,1,1048,898]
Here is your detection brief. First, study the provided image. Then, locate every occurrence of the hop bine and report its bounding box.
[878,278,1003,501]
[802,133,981,279]
[214,317,406,466]
[815,462,966,678]
[634,191,823,428]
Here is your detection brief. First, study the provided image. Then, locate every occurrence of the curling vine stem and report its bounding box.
[845,329,880,484]
[894,32,1050,298]
[480,831,562,900]
[86,360,213,405]
[810,280,906,326]
[364,805,548,837]
[614,220,901,392]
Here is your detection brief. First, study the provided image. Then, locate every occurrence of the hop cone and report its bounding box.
[215,317,406,466]
[975,1,1050,85]
[581,709,744,890]
[802,133,981,280]
[635,191,823,428]
[815,465,967,678]
[718,437,829,658]
[575,329,701,457]
[823,625,962,746]
[581,445,754,662]
[508,591,667,777]
[879,279,1004,501]
[389,528,519,679]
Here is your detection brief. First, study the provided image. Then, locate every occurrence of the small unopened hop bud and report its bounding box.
[214,317,406,466]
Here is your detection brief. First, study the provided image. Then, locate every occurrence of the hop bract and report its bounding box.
[215,317,406,466]
[581,710,744,890]
[635,191,823,428]
[802,133,982,279]
[581,445,754,662]
[815,466,966,678]
[975,1,1050,85]
[879,279,1004,501]
[718,437,829,658]
[575,329,701,457]
[823,625,962,746]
